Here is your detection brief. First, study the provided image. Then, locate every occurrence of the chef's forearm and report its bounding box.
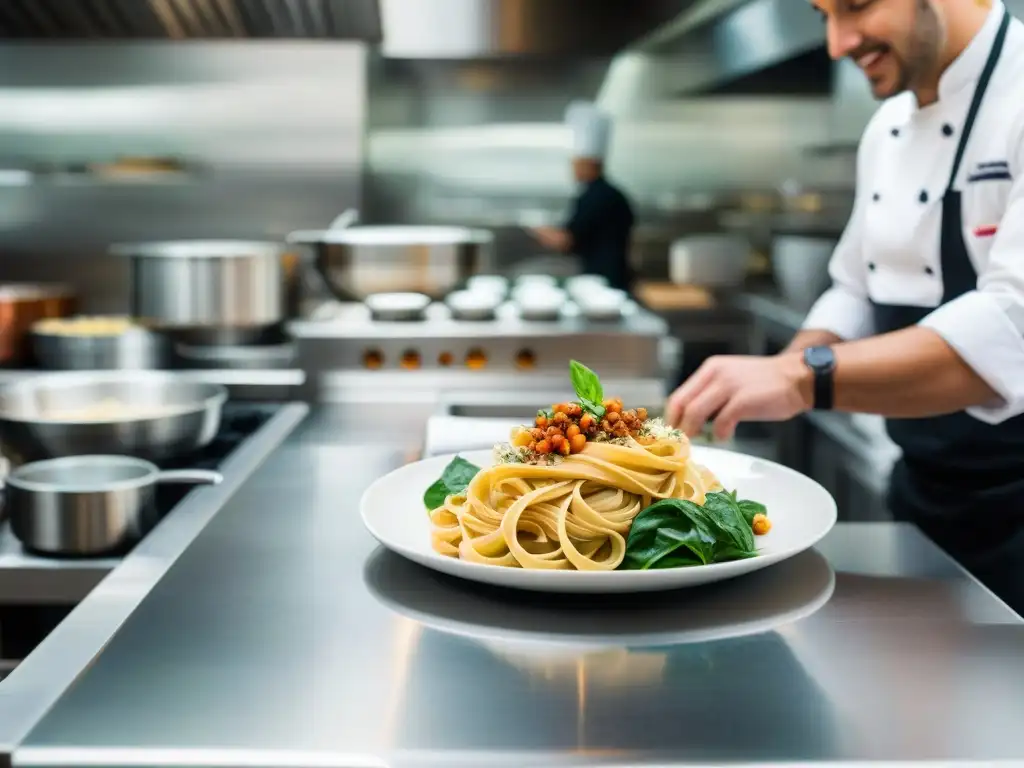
[532,227,573,253]
[832,326,1001,417]
[784,329,843,354]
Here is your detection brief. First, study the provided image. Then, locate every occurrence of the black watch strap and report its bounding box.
[803,346,836,411]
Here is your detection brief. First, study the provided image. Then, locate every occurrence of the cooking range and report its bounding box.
[0,401,284,672]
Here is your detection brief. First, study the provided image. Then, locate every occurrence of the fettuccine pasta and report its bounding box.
[423,360,772,572]
[429,435,723,571]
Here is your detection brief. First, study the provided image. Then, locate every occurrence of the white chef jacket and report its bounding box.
[803,1,1024,424]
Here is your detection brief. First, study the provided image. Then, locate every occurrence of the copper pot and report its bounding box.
[0,285,77,365]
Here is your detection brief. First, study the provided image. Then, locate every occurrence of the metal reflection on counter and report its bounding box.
[362,547,836,650]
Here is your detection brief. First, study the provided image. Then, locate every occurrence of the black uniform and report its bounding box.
[874,9,1024,615]
[565,176,635,291]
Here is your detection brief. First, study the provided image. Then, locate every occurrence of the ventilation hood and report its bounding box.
[0,0,690,51]
[614,0,824,96]
[0,0,382,40]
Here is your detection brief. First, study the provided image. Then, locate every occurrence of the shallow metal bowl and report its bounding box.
[0,371,228,464]
[288,225,494,301]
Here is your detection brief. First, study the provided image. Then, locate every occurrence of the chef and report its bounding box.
[667,0,1024,613]
[530,101,636,291]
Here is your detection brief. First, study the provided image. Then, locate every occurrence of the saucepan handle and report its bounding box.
[154,469,224,486]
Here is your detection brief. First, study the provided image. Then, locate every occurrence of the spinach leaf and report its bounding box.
[423,456,481,511]
[569,360,603,406]
[701,491,756,556]
[622,498,716,570]
[621,492,761,570]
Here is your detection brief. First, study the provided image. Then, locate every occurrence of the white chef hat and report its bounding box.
[565,100,612,160]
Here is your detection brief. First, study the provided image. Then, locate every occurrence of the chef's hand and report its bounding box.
[530,226,572,253]
[666,353,813,441]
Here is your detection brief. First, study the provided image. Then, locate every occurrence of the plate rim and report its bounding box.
[360,444,838,592]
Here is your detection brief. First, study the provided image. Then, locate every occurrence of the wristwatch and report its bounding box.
[803,346,836,411]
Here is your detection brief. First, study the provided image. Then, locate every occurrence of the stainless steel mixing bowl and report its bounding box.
[287,225,494,301]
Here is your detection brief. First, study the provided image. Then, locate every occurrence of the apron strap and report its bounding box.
[947,9,1012,191]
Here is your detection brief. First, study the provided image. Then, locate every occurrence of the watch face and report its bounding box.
[805,346,834,369]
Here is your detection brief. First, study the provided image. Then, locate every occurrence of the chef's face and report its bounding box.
[816,0,945,99]
[572,158,602,184]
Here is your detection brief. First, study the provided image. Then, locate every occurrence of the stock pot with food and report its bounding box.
[0,371,227,464]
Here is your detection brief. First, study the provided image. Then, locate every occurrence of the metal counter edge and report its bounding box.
[13,747,1021,768]
[0,402,311,768]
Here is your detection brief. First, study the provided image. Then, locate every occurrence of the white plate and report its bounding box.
[360,446,837,593]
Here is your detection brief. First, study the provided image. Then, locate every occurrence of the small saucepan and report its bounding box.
[5,455,222,556]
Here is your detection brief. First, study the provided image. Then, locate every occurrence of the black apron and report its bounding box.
[874,9,1024,615]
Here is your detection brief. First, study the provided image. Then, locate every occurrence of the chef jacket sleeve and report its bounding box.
[919,114,1024,423]
[801,134,877,341]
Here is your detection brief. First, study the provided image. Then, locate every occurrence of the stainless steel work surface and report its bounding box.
[16,409,1024,768]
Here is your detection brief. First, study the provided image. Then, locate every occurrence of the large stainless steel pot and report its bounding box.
[287,225,495,301]
[112,240,285,345]
[0,371,227,464]
[669,234,752,287]
[6,455,222,556]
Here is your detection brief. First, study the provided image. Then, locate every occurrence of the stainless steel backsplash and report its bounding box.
[363,55,862,237]
[0,42,366,312]
[0,38,872,306]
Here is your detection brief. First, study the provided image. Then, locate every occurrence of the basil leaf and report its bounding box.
[569,360,603,405]
[737,499,767,528]
[578,396,606,420]
[423,456,481,511]
[537,408,554,420]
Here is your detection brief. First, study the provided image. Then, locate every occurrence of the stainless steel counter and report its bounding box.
[7,408,1024,768]
[0,404,310,766]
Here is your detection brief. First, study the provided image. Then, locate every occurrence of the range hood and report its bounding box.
[620,0,824,95]
[0,0,690,51]
[0,0,382,40]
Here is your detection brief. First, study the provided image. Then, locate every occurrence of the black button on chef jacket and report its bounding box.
[565,176,635,291]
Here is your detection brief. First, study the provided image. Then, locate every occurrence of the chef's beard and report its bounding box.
[852,0,945,99]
